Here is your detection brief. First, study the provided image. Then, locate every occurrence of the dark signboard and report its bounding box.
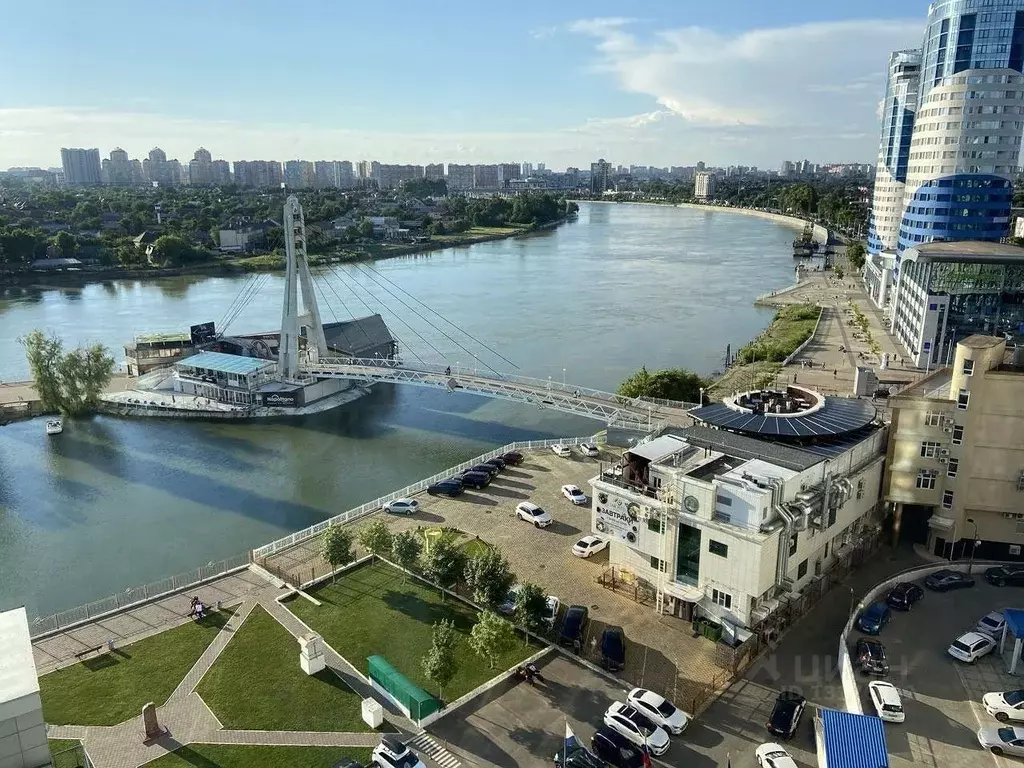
[190,321,217,345]
[262,391,300,407]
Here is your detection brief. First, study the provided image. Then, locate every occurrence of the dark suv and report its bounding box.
[559,605,589,650]
[886,582,924,610]
[483,457,506,471]
[500,451,524,466]
[470,463,500,477]
[427,479,463,497]
[766,690,806,739]
[855,637,889,676]
[590,727,644,768]
[457,470,491,489]
[600,627,626,671]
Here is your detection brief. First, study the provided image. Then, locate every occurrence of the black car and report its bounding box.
[766,690,806,739]
[555,738,606,768]
[986,565,1024,587]
[590,727,644,768]
[924,569,975,591]
[427,479,464,497]
[501,451,524,466]
[886,582,924,611]
[600,627,626,671]
[470,463,500,477]
[457,470,491,489]
[484,457,507,471]
[854,637,890,676]
[559,605,589,650]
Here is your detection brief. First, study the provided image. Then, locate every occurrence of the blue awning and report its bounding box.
[818,708,889,768]
[1004,608,1024,638]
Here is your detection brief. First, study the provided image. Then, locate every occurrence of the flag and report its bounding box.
[727,752,732,768]
[642,743,653,768]
[563,721,579,766]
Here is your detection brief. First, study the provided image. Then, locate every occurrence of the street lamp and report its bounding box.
[967,517,980,574]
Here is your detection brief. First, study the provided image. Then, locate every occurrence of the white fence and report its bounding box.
[251,434,602,561]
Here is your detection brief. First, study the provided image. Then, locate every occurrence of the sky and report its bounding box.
[0,0,926,171]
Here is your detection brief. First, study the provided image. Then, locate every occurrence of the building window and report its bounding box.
[952,425,964,444]
[916,469,938,490]
[957,389,970,410]
[947,458,959,478]
[925,411,943,427]
[921,441,941,458]
[712,589,732,609]
[647,517,664,534]
[962,358,975,376]
[709,540,729,558]
[715,494,732,506]
[650,556,664,572]
[797,559,808,579]
[942,490,954,509]
[789,532,798,557]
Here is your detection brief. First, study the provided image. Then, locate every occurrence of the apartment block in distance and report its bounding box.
[694,171,716,200]
[60,148,102,185]
[885,334,1024,561]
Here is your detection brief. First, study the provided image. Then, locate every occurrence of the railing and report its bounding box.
[29,552,250,638]
[252,434,603,561]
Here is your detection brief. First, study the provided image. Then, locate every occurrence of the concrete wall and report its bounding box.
[675,203,831,243]
[0,696,49,768]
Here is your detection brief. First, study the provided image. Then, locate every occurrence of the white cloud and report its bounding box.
[529,25,558,40]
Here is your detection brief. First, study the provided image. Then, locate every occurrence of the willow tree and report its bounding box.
[19,330,115,416]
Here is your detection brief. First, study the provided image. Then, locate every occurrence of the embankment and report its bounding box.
[675,203,829,243]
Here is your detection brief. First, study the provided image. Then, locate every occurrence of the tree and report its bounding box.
[464,548,516,610]
[469,611,517,669]
[150,235,197,265]
[359,520,393,557]
[422,619,458,701]
[321,525,355,581]
[53,231,77,258]
[846,241,867,271]
[835,265,845,280]
[424,529,467,597]
[391,529,423,576]
[19,330,115,417]
[617,366,708,403]
[513,582,550,635]
[358,218,375,239]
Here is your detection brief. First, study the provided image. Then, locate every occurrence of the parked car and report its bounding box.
[603,702,670,756]
[562,484,589,505]
[572,535,608,558]
[766,691,806,739]
[854,638,890,676]
[457,470,491,489]
[516,502,553,528]
[559,605,589,649]
[372,736,427,768]
[498,585,522,616]
[600,627,626,671]
[551,444,571,458]
[470,462,500,477]
[483,457,506,471]
[590,727,644,768]
[500,451,524,466]
[579,442,600,457]
[984,690,1024,722]
[383,498,419,515]
[986,565,1024,587]
[978,611,1007,637]
[868,680,905,723]
[543,596,560,628]
[856,602,891,635]
[885,582,923,611]
[977,725,1024,756]
[555,737,606,768]
[427,479,463,497]
[925,569,975,591]
[626,688,690,734]
[755,743,799,768]
[948,631,997,663]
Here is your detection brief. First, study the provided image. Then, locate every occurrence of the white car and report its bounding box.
[984,690,1024,722]
[626,688,690,734]
[572,535,608,558]
[561,484,589,505]
[602,702,670,756]
[948,631,997,663]
[543,595,560,628]
[551,444,571,458]
[372,736,427,768]
[516,502,553,528]
[382,498,419,515]
[868,680,905,723]
[978,611,1006,637]
[579,442,599,457]
[978,725,1024,757]
[755,743,798,768]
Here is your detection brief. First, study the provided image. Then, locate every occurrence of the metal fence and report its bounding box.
[50,744,92,768]
[252,435,602,561]
[30,553,250,638]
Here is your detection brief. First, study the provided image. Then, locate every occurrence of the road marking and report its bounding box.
[407,731,462,768]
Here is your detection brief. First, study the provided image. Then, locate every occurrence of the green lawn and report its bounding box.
[49,740,85,768]
[288,560,536,701]
[40,610,234,726]
[459,537,492,559]
[736,304,820,363]
[196,605,374,732]
[143,745,373,768]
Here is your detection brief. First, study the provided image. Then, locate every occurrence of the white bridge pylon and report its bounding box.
[300,357,694,428]
[279,195,328,380]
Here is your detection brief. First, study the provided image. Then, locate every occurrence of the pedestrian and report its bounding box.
[833,369,837,378]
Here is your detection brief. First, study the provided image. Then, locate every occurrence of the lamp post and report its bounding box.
[848,585,856,620]
[562,368,566,387]
[967,517,980,574]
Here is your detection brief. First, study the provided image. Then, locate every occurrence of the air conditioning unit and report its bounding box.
[938,457,948,464]
[940,448,950,456]
[1004,512,1018,520]
[943,427,954,434]
[1011,545,1022,556]
[944,418,955,427]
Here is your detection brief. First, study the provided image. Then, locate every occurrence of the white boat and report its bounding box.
[45,419,63,435]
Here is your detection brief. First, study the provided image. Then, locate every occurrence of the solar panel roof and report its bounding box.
[690,396,876,438]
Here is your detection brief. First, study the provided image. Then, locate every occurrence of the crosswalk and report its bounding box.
[406,731,462,768]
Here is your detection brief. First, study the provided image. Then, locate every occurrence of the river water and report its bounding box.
[0,203,797,618]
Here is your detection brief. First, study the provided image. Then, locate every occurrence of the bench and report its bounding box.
[74,644,106,660]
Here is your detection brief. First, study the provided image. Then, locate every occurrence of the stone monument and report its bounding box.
[142,702,168,742]
[299,633,326,675]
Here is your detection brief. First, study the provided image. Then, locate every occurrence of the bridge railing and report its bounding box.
[251,434,602,562]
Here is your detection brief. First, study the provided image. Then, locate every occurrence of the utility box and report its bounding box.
[299,633,326,675]
[361,697,384,729]
[854,366,878,397]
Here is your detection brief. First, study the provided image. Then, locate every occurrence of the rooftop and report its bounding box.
[818,708,889,768]
[959,334,1005,350]
[668,425,829,472]
[903,240,1024,264]
[323,314,395,356]
[0,607,39,705]
[691,387,876,439]
[893,368,953,400]
[136,331,192,344]
[176,351,275,376]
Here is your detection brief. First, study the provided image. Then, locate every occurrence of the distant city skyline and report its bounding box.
[0,1,922,168]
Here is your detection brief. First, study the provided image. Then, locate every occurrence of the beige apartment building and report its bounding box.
[886,335,1024,561]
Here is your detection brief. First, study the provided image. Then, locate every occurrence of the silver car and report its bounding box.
[978,725,1024,756]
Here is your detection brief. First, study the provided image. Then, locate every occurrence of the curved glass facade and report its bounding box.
[898,174,1013,247]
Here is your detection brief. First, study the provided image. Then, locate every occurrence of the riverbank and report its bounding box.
[0,373,134,421]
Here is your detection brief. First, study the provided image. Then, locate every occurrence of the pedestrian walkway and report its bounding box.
[407,731,462,768]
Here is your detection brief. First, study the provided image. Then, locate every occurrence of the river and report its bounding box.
[0,202,797,618]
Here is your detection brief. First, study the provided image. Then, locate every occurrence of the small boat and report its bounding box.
[45,419,63,435]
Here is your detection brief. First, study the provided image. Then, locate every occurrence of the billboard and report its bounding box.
[190,321,216,345]
[594,491,645,545]
[262,391,300,407]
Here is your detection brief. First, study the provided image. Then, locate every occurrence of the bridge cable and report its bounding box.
[217,273,259,332]
[309,269,378,352]
[221,273,271,334]
[353,259,519,370]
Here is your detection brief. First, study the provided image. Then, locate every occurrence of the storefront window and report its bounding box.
[675,523,701,586]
